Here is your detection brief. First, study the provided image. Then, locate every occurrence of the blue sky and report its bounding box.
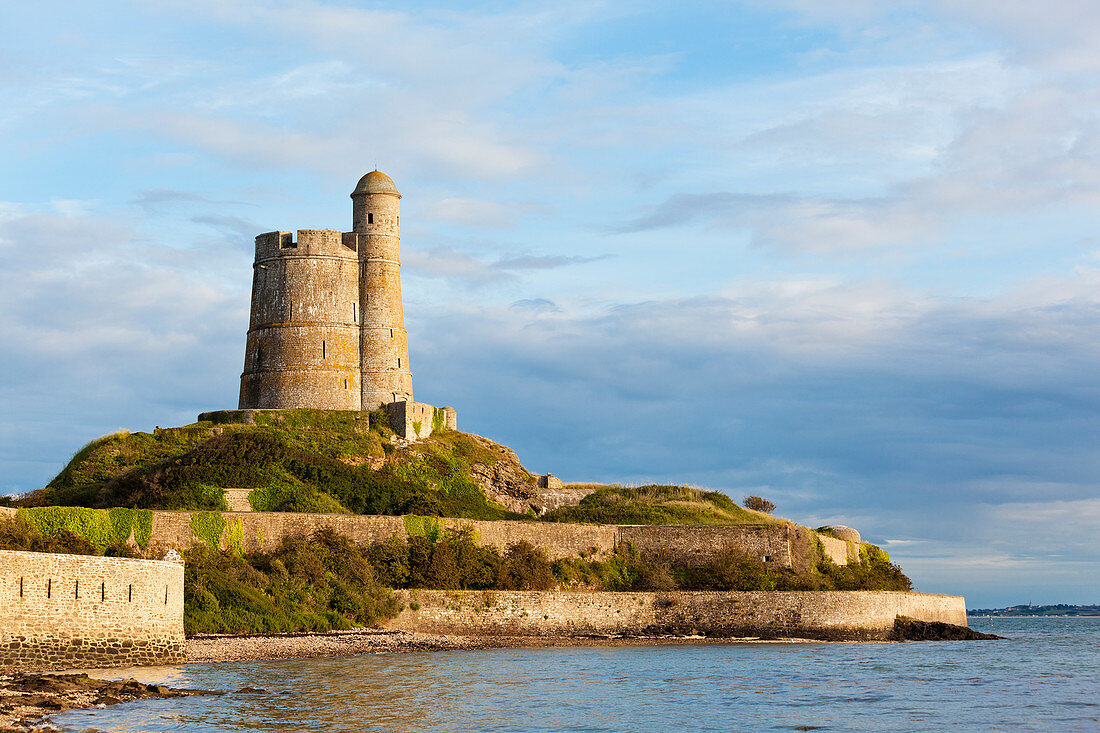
[2,0,1098,607]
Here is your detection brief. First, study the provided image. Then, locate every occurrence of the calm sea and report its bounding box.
[50,617,1100,732]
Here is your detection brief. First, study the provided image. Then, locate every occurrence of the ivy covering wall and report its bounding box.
[15,507,153,550]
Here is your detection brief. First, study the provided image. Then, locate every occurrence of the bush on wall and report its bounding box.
[15,507,153,551]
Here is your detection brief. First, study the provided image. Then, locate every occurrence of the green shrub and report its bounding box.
[685,546,778,591]
[742,495,776,514]
[184,529,399,635]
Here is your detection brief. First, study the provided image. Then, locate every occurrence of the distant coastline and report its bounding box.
[967,604,1099,617]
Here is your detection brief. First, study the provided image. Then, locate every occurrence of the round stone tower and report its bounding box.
[352,171,413,407]
[238,229,361,410]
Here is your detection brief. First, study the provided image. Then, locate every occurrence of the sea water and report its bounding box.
[48,618,1100,732]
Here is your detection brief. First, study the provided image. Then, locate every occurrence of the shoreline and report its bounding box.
[183,628,824,665]
[1,632,817,731]
[4,623,997,730]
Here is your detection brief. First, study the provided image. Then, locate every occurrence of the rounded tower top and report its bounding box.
[352,170,400,198]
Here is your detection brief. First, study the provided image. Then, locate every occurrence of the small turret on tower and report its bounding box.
[352,171,413,408]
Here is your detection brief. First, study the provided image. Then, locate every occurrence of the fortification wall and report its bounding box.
[818,533,856,565]
[0,550,184,670]
[146,510,620,560]
[385,589,966,640]
[621,524,799,569]
[143,510,852,569]
[386,401,442,440]
[619,524,845,572]
[8,504,855,571]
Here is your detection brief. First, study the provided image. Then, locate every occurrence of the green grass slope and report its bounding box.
[542,485,784,525]
[24,409,524,521]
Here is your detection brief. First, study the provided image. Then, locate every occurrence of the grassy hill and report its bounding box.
[542,484,783,525]
[21,410,786,529]
[22,409,527,521]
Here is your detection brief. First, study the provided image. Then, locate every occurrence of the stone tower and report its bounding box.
[238,229,361,410]
[238,170,413,411]
[352,171,413,408]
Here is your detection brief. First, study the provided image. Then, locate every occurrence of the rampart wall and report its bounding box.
[140,510,851,569]
[385,589,966,640]
[146,510,621,561]
[0,550,184,670]
[4,505,856,570]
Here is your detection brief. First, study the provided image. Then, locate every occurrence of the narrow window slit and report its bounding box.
[75,579,79,599]
[322,340,326,359]
[47,579,51,599]
[19,577,23,598]
[101,582,105,601]
[164,585,169,605]
[368,213,374,224]
[128,584,132,603]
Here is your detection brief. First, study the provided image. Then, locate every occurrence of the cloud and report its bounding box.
[404,267,1100,603]
[510,298,561,314]
[133,189,251,212]
[0,207,248,493]
[424,198,523,228]
[614,192,934,253]
[190,215,263,241]
[404,245,608,287]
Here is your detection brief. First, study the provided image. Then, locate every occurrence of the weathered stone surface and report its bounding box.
[0,551,184,671]
[238,173,427,425]
[385,589,968,641]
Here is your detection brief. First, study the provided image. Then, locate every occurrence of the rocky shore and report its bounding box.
[0,673,210,732]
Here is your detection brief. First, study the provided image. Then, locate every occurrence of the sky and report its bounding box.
[1,0,1098,608]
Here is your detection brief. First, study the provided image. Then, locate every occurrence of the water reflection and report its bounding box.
[50,619,1100,732]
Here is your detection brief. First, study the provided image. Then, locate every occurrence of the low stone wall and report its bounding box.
[0,550,184,670]
[385,590,967,641]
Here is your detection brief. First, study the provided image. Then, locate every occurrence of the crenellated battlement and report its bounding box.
[254,230,358,262]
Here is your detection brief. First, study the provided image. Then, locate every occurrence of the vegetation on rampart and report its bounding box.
[23,410,523,521]
[1,516,912,634]
[543,485,782,525]
[11,507,152,552]
[184,530,398,635]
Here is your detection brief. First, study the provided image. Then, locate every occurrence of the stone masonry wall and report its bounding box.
[147,510,621,560]
[385,401,439,440]
[818,533,856,565]
[620,524,850,572]
[0,550,184,670]
[144,510,850,570]
[385,589,966,640]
